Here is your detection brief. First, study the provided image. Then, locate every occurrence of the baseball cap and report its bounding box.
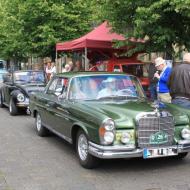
[155,57,166,67]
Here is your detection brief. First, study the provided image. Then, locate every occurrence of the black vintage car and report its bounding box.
[0,70,46,115]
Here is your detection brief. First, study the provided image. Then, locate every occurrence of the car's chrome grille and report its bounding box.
[137,112,174,148]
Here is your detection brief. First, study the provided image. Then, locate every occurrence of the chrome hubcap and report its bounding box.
[36,114,42,131]
[78,133,88,161]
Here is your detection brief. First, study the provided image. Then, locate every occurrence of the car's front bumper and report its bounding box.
[16,98,29,108]
[88,140,190,159]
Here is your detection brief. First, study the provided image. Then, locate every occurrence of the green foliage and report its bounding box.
[0,0,95,61]
[101,0,190,59]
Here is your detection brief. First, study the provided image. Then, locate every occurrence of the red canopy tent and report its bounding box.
[55,21,144,70]
[56,21,126,51]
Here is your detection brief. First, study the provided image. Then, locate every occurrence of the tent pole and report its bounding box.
[55,50,58,73]
[85,47,87,71]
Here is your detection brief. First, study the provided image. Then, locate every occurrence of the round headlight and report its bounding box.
[104,131,115,144]
[17,93,25,102]
[121,132,130,144]
[99,118,115,145]
[104,120,115,131]
[181,128,190,140]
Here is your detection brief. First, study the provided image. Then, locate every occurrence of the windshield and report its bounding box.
[68,74,146,101]
[13,71,45,84]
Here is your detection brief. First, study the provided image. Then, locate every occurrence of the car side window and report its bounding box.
[55,78,68,96]
[47,78,58,94]
[46,77,68,96]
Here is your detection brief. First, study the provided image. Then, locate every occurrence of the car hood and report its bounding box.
[17,83,45,96]
[79,100,190,129]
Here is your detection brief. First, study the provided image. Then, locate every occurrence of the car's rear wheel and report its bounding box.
[0,92,4,108]
[76,129,100,169]
[9,98,18,115]
[35,112,49,136]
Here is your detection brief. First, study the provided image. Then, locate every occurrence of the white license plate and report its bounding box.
[143,147,178,159]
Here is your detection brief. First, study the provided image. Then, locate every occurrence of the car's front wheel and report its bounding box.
[76,129,100,169]
[35,112,49,136]
[0,92,4,108]
[9,98,18,115]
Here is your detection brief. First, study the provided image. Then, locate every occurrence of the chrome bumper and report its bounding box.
[16,98,29,107]
[88,141,190,159]
[16,102,29,107]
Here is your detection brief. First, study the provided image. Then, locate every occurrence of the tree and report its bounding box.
[0,0,27,62]
[101,0,190,59]
[0,0,96,61]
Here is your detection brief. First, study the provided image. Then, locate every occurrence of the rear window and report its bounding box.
[122,64,148,77]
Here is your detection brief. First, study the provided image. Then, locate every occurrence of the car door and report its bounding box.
[40,77,61,129]
[50,77,73,139]
[1,73,13,105]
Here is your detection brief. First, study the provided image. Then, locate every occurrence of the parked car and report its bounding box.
[29,72,190,169]
[0,70,46,115]
[89,57,150,97]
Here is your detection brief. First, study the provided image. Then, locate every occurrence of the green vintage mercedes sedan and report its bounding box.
[29,72,190,169]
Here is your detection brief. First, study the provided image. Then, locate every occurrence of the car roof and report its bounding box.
[56,71,134,78]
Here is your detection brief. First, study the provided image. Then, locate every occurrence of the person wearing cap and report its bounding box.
[168,53,190,108]
[154,57,172,103]
[97,77,117,99]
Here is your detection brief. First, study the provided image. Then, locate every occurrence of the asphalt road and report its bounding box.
[0,108,190,190]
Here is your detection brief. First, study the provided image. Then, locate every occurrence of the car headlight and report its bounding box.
[104,132,115,144]
[17,93,25,102]
[181,128,190,140]
[99,118,115,145]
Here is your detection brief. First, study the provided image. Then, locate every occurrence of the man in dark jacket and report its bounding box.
[168,53,190,108]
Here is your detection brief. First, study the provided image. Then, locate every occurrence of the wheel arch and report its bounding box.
[71,124,88,146]
[10,90,20,102]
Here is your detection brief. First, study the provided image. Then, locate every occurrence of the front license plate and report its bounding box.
[143,147,178,159]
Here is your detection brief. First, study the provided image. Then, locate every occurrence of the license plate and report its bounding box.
[143,147,178,159]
